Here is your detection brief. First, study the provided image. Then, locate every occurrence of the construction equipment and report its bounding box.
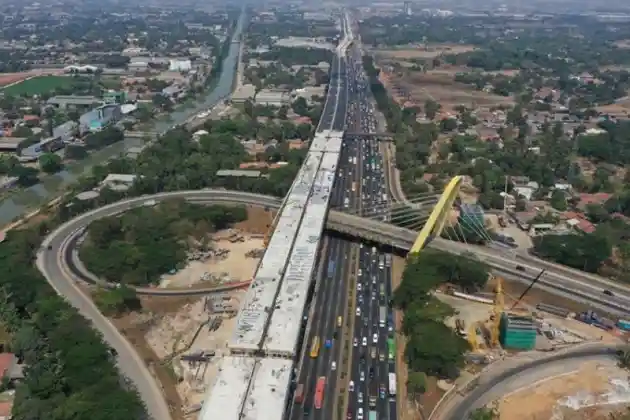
[510,269,546,311]
[489,276,505,348]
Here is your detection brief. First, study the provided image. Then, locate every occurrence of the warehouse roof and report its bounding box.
[199,356,255,420]
[241,359,293,420]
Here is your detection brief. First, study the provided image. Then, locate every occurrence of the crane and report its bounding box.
[510,269,546,311]
[489,276,505,348]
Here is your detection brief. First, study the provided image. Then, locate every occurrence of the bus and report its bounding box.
[388,373,397,397]
[314,377,326,410]
[387,338,395,360]
[310,336,320,358]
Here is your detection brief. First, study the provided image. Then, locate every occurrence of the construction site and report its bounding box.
[436,269,630,419]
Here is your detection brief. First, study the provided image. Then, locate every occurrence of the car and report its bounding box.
[353,338,358,347]
[604,289,614,296]
[359,371,365,382]
[515,265,525,271]
[347,411,353,420]
[357,283,362,291]
[357,408,364,420]
[358,295,364,303]
[325,339,332,348]
[371,347,376,359]
[372,276,376,285]
[362,337,367,346]
[363,317,368,326]
[358,392,364,403]
[379,353,385,362]
[331,361,337,371]
[349,381,355,392]
[369,367,374,378]
[372,333,378,343]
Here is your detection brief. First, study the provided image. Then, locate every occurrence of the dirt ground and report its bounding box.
[145,297,241,413]
[374,44,477,60]
[498,360,630,420]
[159,232,264,288]
[400,70,515,112]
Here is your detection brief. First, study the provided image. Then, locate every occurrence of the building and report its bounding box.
[255,89,289,107]
[21,136,65,159]
[499,312,536,350]
[403,1,412,15]
[169,59,192,72]
[231,84,256,103]
[100,173,137,191]
[161,85,183,99]
[47,95,102,109]
[103,91,127,105]
[64,65,99,73]
[0,137,26,153]
[79,104,122,134]
[53,121,78,142]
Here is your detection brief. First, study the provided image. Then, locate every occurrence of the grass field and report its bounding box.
[2,75,73,96]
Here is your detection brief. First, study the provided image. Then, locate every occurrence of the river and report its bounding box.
[0,10,246,226]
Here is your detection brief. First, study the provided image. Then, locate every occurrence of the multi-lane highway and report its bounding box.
[345,46,398,420]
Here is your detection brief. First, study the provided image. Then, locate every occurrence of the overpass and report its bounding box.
[44,188,630,316]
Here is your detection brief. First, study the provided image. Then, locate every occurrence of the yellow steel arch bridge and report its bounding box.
[409,175,463,255]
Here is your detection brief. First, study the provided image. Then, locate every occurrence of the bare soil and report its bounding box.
[498,360,630,420]
[400,70,515,112]
[374,44,477,60]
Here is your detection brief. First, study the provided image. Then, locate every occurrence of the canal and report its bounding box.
[0,9,246,226]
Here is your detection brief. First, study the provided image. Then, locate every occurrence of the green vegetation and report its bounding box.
[80,201,247,286]
[93,285,142,315]
[468,407,499,420]
[2,75,74,96]
[0,228,145,418]
[38,153,64,174]
[395,249,489,382]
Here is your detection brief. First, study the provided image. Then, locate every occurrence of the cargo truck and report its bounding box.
[379,306,386,327]
[368,411,377,420]
[369,383,377,408]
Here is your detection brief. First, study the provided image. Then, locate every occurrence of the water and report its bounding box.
[0,10,246,226]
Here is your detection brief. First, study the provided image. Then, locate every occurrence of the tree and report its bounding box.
[469,407,499,420]
[38,153,63,174]
[549,189,567,211]
[94,286,141,315]
[407,372,427,395]
[424,99,441,120]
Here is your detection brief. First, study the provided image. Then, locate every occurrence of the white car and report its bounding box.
[331,361,337,371]
[353,338,358,347]
[372,276,376,285]
[349,381,355,392]
[360,371,365,382]
[357,283,362,292]
[356,307,361,317]
[372,333,378,344]
[358,392,363,403]
[357,408,364,420]
[362,337,367,346]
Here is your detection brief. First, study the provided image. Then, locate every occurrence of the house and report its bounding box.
[576,192,611,210]
[161,85,183,99]
[255,89,289,107]
[513,181,539,201]
[168,59,192,72]
[0,353,24,381]
[100,173,138,191]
